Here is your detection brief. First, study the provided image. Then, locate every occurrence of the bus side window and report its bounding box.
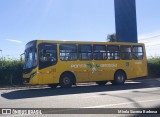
[132,46,144,60]
[107,45,120,60]
[120,46,132,60]
[60,44,77,61]
[93,45,107,60]
[78,45,93,60]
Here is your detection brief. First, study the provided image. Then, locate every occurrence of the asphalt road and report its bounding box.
[0,78,160,116]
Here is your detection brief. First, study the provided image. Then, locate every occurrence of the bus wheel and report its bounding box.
[48,84,58,88]
[60,73,73,88]
[96,81,107,86]
[111,71,126,85]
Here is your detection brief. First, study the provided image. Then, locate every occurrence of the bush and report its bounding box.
[0,58,24,85]
[147,57,160,78]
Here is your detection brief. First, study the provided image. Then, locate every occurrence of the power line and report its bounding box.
[139,35,160,41]
[146,44,160,47]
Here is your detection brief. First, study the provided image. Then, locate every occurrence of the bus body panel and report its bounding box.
[23,40,148,85]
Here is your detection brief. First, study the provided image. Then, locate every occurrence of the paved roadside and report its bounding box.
[0,77,159,90]
[0,84,48,90]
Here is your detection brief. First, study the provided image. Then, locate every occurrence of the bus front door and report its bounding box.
[38,43,57,84]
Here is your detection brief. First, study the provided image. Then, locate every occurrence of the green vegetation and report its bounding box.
[147,57,160,78]
[0,57,159,85]
[106,33,116,42]
[0,58,24,85]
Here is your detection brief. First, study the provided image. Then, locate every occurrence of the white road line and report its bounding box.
[82,98,160,108]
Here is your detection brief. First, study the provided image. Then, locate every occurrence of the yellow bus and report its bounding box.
[23,40,148,88]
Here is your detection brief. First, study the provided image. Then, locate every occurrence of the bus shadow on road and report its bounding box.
[1,80,160,100]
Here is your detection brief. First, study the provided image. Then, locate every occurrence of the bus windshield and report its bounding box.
[24,48,37,69]
[24,41,37,69]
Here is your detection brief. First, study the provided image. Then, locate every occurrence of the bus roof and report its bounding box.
[30,40,145,46]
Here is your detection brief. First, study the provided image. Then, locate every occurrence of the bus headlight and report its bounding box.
[30,72,37,79]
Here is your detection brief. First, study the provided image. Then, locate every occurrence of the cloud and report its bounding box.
[6,39,23,44]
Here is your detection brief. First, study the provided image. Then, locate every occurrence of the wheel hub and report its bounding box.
[117,75,124,82]
[63,77,70,84]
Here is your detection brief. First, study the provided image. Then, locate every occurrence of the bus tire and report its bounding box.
[96,81,108,85]
[111,71,126,85]
[60,73,73,88]
[48,84,58,88]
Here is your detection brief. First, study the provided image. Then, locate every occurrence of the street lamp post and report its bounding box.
[20,53,24,61]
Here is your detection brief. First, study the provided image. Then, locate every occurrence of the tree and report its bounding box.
[106,33,116,42]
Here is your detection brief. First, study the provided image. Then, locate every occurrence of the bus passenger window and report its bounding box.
[60,44,77,61]
[93,45,107,60]
[120,46,132,60]
[132,46,144,60]
[107,45,120,60]
[78,45,93,60]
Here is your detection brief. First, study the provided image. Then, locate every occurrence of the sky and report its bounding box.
[0,0,160,59]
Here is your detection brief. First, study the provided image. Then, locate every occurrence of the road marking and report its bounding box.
[82,98,160,108]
